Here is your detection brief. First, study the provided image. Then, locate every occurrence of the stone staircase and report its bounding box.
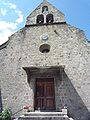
[18,116,70,120]
[18,108,74,120]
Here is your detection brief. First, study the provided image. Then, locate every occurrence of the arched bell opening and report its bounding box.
[46,14,54,23]
[42,6,48,13]
[37,14,44,24]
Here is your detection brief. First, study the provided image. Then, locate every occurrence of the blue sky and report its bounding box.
[0,0,90,45]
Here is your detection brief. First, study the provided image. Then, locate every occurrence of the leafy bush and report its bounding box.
[0,108,12,120]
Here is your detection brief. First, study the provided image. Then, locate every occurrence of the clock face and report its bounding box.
[40,34,49,41]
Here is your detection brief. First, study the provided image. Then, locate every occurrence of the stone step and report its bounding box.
[18,116,70,120]
[24,112,67,116]
[17,111,74,120]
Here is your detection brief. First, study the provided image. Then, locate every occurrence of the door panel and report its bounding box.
[36,83,44,97]
[35,78,55,111]
[46,83,54,96]
[36,98,44,109]
[46,98,55,108]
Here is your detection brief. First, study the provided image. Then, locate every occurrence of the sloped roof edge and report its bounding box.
[27,0,64,18]
[0,40,9,50]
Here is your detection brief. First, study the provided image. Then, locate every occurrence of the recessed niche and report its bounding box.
[39,44,50,53]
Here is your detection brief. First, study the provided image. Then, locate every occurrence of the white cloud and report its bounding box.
[0,21,17,30]
[0,29,15,45]
[0,1,24,45]
[0,21,17,45]
[8,3,16,10]
[16,13,23,24]
[15,10,23,24]
[0,8,7,16]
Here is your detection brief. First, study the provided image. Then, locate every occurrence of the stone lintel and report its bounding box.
[23,66,65,73]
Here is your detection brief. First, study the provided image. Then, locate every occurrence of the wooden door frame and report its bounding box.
[34,77,56,111]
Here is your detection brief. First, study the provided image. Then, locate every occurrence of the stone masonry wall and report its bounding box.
[0,24,90,120]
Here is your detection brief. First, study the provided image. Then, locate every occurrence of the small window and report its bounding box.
[46,14,54,23]
[37,14,44,24]
[39,44,50,53]
[42,6,48,13]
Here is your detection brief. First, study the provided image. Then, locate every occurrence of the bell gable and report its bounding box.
[26,0,65,25]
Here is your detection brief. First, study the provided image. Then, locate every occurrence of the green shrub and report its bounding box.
[0,108,12,120]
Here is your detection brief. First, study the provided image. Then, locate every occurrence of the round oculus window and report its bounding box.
[39,44,50,53]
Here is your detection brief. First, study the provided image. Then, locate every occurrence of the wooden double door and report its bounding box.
[34,78,55,111]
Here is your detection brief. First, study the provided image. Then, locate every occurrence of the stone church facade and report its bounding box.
[0,0,90,120]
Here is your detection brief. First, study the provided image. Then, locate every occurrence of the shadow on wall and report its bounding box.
[62,69,90,120]
[0,89,2,112]
[24,67,90,120]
